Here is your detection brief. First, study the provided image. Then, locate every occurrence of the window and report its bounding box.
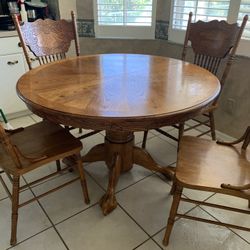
[238,0,250,39]
[172,0,230,30]
[94,0,157,39]
[169,0,250,56]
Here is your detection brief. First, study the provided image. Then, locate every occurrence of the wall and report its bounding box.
[74,0,249,137]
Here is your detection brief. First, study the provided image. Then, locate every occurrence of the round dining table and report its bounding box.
[17,53,220,215]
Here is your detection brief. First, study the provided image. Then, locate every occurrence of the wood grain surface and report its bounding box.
[17,54,220,131]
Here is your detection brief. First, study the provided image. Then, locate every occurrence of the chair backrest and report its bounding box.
[182,12,248,89]
[13,11,80,70]
[0,124,22,169]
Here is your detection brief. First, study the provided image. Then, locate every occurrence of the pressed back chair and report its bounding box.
[13,11,100,139]
[13,11,80,70]
[0,121,90,245]
[142,13,248,148]
[163,126,250,246]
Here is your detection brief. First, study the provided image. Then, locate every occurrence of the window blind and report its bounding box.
[97,0,153,26]
[172,0,230,30]
[238,0,250,39]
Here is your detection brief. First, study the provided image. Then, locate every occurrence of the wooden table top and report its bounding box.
[17,54,220,131]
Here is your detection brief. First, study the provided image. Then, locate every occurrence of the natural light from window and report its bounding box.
[169,0,250,56]
[97,0,153,26]
[172,0,230,30]
[94,0,157,39]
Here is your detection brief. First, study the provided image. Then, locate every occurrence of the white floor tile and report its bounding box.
[10,228,66,250]
[216,130,236,142]
[203,193,250,243]
[182,188,214,202]
[0,190,51,248]
[56,205,148,250]
[116,174,194,236]
[8,116,36,128]
[23,161,63,184]
[0,174,26,201]
[0,115,247,249]
[153,207,250,250]
[33,172,104,224]
[135,239,162,250]
[145,137,177,166]
[80,133,105,155]
[30,114,43,123]
[134,131,156,145]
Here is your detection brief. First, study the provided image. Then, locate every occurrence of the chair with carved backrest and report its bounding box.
[142,13,248,148]
[162,126,250,246]
[0,121,90,245]
[13,11,100,139]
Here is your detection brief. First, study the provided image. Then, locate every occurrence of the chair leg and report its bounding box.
[79,128,83,134]
[56,160,61,172]
[248,199,250,209]
[170,178,177,195]
[209,112,216,140]
[10,176,20,246]
[163,185,183,246]
[178,123,185,151]
[142,131,148,149]
[76,154,90,204]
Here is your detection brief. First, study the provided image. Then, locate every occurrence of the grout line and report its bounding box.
[54,202,98,227]
[84,169,107,192]
[133,238,164,250]
[85,162,156,194]
[23,169,76,190]
[6,226,54,250]
[118,203,164,250]
[115,172,155,194]
[198,203,250,245]
[22,177,70,250]
[132,239,152,250]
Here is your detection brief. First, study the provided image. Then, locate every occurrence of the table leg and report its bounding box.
[98,131,134,214]
[99,153,121,215]
[133,146,174,179]
[81,130,175,215]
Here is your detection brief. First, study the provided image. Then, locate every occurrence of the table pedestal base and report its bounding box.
[81,130,174,215]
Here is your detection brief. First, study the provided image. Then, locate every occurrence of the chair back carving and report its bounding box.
[13,11,80,70]
[0,124,22,169]
[182,12,248,89]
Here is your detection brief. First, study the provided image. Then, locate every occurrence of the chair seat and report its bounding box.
[176,136,250,198]
[0,120,82,175]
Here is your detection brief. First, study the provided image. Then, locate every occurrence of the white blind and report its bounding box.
[238,0,250,39]
[172,0,230,30]
[97,0,153,26]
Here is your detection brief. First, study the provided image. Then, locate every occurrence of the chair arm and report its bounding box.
[221,183,250,191]
[217,126,250,150]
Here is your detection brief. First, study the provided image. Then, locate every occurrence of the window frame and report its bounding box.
[169,0,250,57]
[93,0,157,39]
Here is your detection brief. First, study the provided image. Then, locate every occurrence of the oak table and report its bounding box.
[17,54,221,215]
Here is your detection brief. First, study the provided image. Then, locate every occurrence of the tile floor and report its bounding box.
[0,115,249,250]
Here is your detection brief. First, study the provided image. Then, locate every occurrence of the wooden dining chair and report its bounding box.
[163,126,250,246]
[0,120,90,245]
[13,11,100,139]
[142,13,248,148]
